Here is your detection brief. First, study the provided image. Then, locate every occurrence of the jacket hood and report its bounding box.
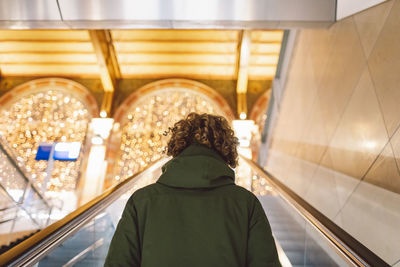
[157,144,235,189]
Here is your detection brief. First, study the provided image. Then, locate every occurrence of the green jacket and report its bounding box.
[104,144,281,267]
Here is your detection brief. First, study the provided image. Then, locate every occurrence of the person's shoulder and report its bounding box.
[128,183,162,202]
[222,184,258,201]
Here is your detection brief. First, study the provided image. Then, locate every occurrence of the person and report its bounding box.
[104,112,281,267]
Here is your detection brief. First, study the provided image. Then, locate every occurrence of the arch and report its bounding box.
[114,79,234,124]
[0,78,98,193]
[248,89,272,160]
[250,89,271,128]
[110,79,235,181]
[0,78,99,117]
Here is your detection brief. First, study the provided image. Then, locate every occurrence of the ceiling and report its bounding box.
[0,0,336,29]
[0,29,283,80]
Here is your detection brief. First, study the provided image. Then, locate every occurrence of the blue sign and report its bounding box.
[35,144,52,160]
[53,142,81,161]
[35,142,81,161]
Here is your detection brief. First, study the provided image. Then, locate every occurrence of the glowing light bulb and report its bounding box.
[100,111,107,118]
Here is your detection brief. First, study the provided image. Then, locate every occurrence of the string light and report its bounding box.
[235,158,274,195]
[115,89,225,181]
[0,85,266,198]
[0,90,91,194]
[0,149,26,203]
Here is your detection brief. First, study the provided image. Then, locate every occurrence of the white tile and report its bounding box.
[364,141,400,194]
[316,17,366,142]
[337,181,400,264]
[265,150,292,184]
[281,154,317,197]
[296,96,330,165]
[392,259,400,267]
[304,223,349,266]
[319,152,360,209]
[353,0,394,57]
[266,151,318,197]
[326,68,388,180]
[368,0,400,136]
[304,164,342,219]
[332,170,360,209]
[337,0,386,20]
[333,212,344,228]
[391,125,400,172]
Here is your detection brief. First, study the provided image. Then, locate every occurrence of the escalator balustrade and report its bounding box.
[0,157,389,267]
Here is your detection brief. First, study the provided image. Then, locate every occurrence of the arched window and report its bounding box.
[249,89,272,159]
[0,78,98,194]
[112,79,234,181]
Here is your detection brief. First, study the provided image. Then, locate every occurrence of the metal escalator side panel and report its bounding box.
[0,158,167,267]
[240,156,390,267]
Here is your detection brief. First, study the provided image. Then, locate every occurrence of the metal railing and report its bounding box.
[242,157,389,267]
[0,156,389,267]
[0,158,167,266]
[0,138,53,232]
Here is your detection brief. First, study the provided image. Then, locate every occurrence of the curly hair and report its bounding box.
[165,113,239,168]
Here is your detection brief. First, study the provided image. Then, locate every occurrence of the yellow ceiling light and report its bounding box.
[0,29,283,80]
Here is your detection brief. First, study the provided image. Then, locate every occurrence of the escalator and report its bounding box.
[0,157,389,267]
[0,138,55,254]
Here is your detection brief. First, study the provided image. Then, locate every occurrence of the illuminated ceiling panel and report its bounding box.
[0,30,90,41]
[0,42,94,52]
[249,30,283,79]
[0,30,97,77]
[117,53,236,65]
[251,30,283,42]
[0,29,283,80]
[120,65,236,79]
[1,64,100,76]
[113,41,237,53]
[0,53,97,64]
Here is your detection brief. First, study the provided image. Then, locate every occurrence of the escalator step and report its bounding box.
[0,229,41,254]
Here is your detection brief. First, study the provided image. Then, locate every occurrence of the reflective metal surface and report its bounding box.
[58,0,335,21]
[0,0,336,29]
[0,156,377,266]
[0,0,61,20]
[0,158,167,266]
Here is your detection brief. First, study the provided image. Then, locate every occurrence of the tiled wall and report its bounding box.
[264,0,400,264]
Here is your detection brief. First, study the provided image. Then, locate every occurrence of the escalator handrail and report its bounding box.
[241,156,389,267]
[0,158,167,267]
[0,137,51,209]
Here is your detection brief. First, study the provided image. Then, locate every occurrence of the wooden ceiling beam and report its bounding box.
[236,30,251,119]
[89,30,121,117]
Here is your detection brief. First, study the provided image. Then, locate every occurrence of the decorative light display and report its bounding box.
[249,173,275,196]
[256,113,268,133]
[114,86,269,195]
[116,156,273,198]
[0,90,91,193]
[0,148,26,206]
[0,79,268,205]
[235,157,274,195]
[115,88,226,180]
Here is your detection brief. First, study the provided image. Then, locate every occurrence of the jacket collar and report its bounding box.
[157,144,235,189]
